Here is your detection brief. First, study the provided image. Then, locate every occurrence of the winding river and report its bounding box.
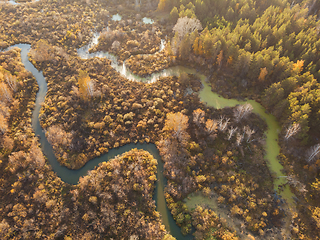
[2,14,295,240]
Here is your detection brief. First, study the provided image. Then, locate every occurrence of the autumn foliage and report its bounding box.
[163,112,190,143]
[78,70,94,100]
[30,39,55,62]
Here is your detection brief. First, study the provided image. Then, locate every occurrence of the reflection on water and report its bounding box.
[142,17,154,24]
[0,0,39,4]
[112,13,122,21]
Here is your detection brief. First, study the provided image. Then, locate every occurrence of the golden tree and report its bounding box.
[258,67,268,82]
[227,56,233,66]
[205,119,218,135]
[293,60,304,74]
[163,112,190,143]
[312,206,320,228]
[216,50,223,69]
[157,0,166,11]
[78,70,94,100]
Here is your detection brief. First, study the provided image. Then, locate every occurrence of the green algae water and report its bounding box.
[199,78,295,205]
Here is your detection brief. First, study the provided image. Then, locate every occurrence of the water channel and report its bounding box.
[2,13,295,240]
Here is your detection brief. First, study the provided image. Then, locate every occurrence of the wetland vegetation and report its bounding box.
[1,0,320,239]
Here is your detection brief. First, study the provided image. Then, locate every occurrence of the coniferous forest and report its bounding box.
[1,0,320,239]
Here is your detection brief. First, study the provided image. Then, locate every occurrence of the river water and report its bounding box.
[2,13,295,240]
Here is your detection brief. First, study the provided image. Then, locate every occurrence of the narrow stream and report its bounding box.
[1,15,295,240]
[4,43,192,239]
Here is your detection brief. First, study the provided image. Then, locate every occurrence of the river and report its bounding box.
[2,14,295,240]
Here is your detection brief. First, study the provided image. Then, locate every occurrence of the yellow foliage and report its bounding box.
[293,60,304,73]
[311,178,320,192]
[312,206,320,228]
[30,39,55,61]
[78,70,93,100]
[258,67,268,81]
[164,112,189,143]
[216,50,223,67]
[157,0,166,11]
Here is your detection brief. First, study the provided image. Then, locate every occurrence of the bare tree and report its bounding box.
[243,125,255,142]
[29,39,55,62]
[286,175,307,195]
[173,17,202,42]
[236,132,244,146]
[8,151,28,172]
[46,125,73,149]
[227,126,238,140]
[218,115,230,132]
[285,123,300,140]
[233,103,253,122]
[307,144,320,163]
[193,108,205,127]
[86,80,95,97]
[1,135,14,151]
[172,16,202,54]
[0,102,9,118]
[111,41,121,51]
[28,142,45,167]
[4,74,17,92]
[0,82,12,103]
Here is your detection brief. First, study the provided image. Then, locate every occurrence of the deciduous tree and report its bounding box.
[218,115,230,131]
[233,103,253,122]
[78,70,95,100]
[306,143,320,163]
[258,67,268,82]
[205,119,218,135]
[0,113,8,134]
[227,126,238,140]
[30,39,55,61]
[284,123,300,140]
[4,73,17,92]
[46,125,73,148]
[311,206,320,228]
[172,17,202,55]
[216,50,223,69]
[0,82,12,103]
[163,112,190,143]
[236,132,244,146]
[193,108,205,127]
[157,0,167,11]
[293,59,304,74]
[243,125,255,142]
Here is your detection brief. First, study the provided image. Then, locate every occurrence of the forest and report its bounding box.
[1,0,320,239]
